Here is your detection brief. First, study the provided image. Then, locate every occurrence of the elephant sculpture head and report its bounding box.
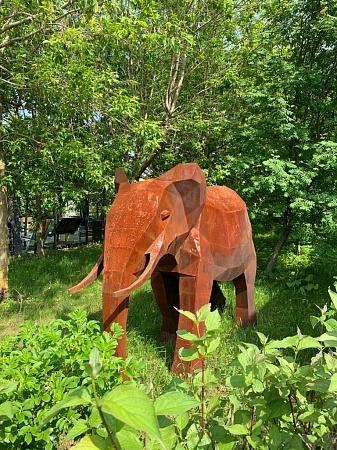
[70,165,207,361]
[102,163,206,330]
[69,163,256,375]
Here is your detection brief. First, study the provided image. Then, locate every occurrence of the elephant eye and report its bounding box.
[160,210,171,221]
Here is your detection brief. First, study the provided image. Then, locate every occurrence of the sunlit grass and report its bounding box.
[2,234,336,385]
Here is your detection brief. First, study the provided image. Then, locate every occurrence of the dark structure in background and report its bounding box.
[8,192,106,255]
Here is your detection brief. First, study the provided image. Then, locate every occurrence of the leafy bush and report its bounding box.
[224,289,337,449]
[39,304,221,450]
[0,309,133,449]
[40,290,337,449]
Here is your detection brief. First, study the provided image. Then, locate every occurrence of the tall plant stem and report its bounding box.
[201,356,205,436]
[248,405,256,450]
[91,377,122,450]
[196,321,206,437]
[288,393,297,431]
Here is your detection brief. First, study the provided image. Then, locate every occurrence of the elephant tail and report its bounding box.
[68,253,104,294]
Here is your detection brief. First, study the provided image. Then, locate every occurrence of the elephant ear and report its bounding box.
[159,163,206,231]
[114,168,130,193]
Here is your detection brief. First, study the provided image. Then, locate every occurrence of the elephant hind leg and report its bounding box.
[233,261,257,327]
[151,272,180,341]
[210,281,226,312]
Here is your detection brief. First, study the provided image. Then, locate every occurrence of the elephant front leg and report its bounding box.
[172,274,213,375]
[151,272,179,341]
[102,291,129,361]
[233,259,257,327]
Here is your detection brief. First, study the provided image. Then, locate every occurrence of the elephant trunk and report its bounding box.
[112,232,166,298]
[102,231,167,366]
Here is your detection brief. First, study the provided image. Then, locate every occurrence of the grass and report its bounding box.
[2,231,337,386]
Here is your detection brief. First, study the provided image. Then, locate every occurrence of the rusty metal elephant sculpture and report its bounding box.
[69,163,256,373]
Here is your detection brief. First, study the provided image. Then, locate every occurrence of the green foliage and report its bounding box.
[40,347,200,449]
[0,309,129,449]
[2,0,337,269]
[39,290,337,449]
[1,277,337,448]
[39,305,225,449]
[224,287,337,449]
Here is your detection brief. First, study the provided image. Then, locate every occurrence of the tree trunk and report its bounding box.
[266,224,293,273]
[296,239,301,256]
[35,191,45,258]
[0,96,9,300]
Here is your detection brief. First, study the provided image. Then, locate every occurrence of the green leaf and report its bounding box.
[207,337,220,354]
[176,330,199,341]
[0,401,13,420]
[274,335,299,349]
[87,346,103,378]
[227,374,246,388]
[39,387,93,429]
[328,288,337,309]
[25,433,32,445]
[297,336,322,351]
[224,424,249,435]
[216,436,237,450]
[246,435,264,449]
[66,419,89,440]
[207,393,221,415]
[186,423,200,449]
[205,309,222,331]
[157,419,177,450]
[310,315,320,328]
[116,428,143,450]
[154,391,199,416]
[175,308,197,324]
[197,304,211,322]
[0,381,18,395]
[328,373,337,392]
[100,385,165,447]
[252,378,264,393]
[317,331,337,347]
[175,412,189,431]
[74,435,112,449]
[325,318,337,331]
[178,347,199,361]
[256,332,268,346]
[264,399,288,420]
[309,378,331,393]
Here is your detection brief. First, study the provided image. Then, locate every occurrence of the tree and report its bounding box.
[92,0,245,179]
[213,0,337,270]
[0,0,103,286]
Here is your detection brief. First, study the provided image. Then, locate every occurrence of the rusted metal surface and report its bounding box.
[69,163,256,375]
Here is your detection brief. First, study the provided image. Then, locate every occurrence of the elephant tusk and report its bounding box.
[112,252,157,298]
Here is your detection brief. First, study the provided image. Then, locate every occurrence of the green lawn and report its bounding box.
[2,232,336,387]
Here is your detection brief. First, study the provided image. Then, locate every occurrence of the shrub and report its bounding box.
[40,290,337,449]
[0,309,133,449]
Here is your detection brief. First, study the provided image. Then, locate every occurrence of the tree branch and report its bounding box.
[0,3,80,50]
[0,77,24,88]
[195,14,225,33]
[6,132,44,146]
[1,15,34,33]
[0,27,44,49]
[165,51,187,118]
